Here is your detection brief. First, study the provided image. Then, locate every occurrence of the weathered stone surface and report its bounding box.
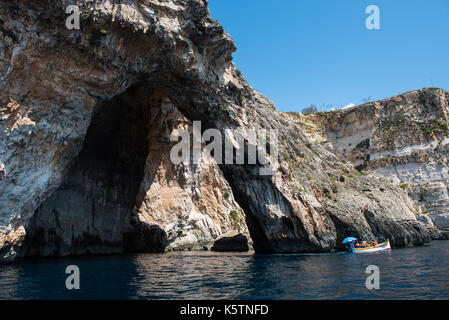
[291,88,449,235]
[0,0,431,262]
[212,233,249,252]
[0,162,6,181]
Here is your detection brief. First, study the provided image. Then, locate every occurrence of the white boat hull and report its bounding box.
[351,240,391,254]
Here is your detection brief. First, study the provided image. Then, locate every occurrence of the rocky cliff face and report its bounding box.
[0,0,431,262]
[289,88,449,238]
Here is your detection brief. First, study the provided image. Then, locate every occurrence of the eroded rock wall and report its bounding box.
[291,88,449,236]
[128,88,250,252]
[23,86,250,256]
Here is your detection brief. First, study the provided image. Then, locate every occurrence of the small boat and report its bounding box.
[351,240,391,254]
[342,237,391,254]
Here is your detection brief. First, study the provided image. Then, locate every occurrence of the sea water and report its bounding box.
[0,240,448,300]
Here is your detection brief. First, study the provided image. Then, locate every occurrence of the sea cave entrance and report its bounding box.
[24,85,169,256]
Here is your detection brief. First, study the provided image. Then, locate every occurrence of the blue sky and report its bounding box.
[209,0,449,112]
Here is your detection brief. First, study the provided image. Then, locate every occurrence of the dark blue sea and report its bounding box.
[1,240,448,300]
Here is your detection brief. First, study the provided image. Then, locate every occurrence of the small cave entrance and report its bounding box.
[220,166,274,254]
[25,86,168,256]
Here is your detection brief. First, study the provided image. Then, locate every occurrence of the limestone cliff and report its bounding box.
[289,88,449,238]
[0,0,430,262]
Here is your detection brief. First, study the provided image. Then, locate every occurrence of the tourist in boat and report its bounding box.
[343,237,391,253]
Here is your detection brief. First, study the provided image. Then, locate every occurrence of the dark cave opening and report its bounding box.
[24,86,168,256]
[220,167,274,254]
[77,88,150,218]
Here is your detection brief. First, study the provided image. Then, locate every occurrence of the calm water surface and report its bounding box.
[1,240,448,300]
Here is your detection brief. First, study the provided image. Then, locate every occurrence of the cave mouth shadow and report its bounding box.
[24,85,168,257]
[77,85,170,253]
[219,165,275,254]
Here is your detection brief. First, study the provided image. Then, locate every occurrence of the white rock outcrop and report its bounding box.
[292,88,449,235]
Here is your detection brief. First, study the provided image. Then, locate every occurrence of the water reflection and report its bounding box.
[0,266,20,299]
[0,241,448,299]
[130,252,256,299]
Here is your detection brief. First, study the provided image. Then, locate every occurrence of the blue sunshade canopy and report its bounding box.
[342,237,358,243]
